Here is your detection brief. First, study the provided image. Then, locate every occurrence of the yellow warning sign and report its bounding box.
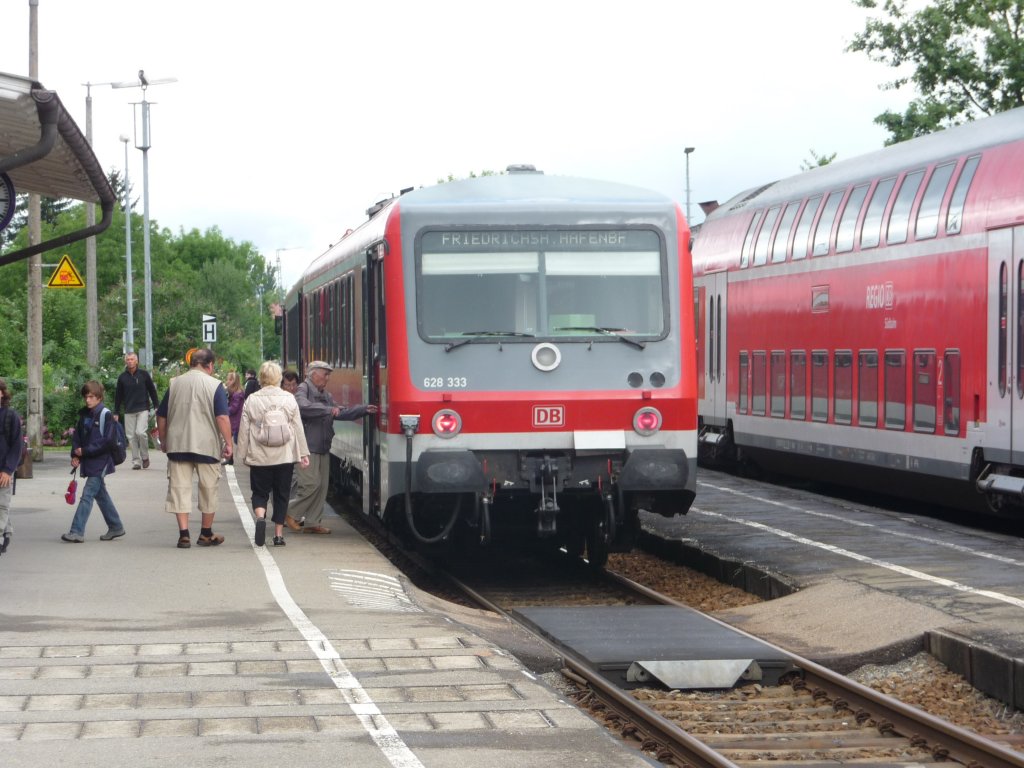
[47,255,84,288]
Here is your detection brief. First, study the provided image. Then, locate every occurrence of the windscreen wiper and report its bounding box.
[553,326,646,350]
[444,330,536,352]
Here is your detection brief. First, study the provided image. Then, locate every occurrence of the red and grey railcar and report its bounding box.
[694,107,1024,514]
[283,166,697,563]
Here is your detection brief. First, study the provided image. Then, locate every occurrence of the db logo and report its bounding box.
[533,405,565,428]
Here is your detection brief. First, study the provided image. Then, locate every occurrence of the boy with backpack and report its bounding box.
[0,377,22,556]
[61,380,125,543]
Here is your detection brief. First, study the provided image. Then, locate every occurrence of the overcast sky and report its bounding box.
[0,0,910,289]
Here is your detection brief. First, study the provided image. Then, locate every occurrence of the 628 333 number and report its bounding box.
[423,376,468,388]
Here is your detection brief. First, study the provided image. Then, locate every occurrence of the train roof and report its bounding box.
[712,106,1024,218]
[396,168,676,211]
[298,169,680,286]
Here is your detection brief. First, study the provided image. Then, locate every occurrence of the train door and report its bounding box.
[363,245,386,519]
[704,271,729,427]
[986,226,1024,466]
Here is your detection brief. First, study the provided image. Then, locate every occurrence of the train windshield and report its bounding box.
[417,228,665,343]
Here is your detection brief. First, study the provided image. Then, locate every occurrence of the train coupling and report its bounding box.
[532,456,560,537]
[975,465,1024,499]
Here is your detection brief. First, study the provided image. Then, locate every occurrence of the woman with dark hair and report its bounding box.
[0,378,21,555]
[61,380,124,543]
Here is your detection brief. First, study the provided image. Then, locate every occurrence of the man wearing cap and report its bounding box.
[286,361,377,534]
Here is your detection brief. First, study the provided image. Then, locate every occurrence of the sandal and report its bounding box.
[197,532,224,546]
[273,536,286,546]
[177,534,191,549]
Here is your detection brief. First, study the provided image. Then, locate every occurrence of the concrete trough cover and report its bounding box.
[626,659,761,689]
[514,604,795,689]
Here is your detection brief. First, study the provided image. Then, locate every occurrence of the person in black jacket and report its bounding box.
[62,381,125,543]
[114,352,160,470]
[243,368,259,398]
[0,377,22,556]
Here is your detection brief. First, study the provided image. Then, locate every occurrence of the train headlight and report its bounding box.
[633,407,662,436]
[531,342,561,372]
[432,409,462,438]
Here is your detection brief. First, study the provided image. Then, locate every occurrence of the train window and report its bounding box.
[417,229,665,343]
[886,170,925,245]
[328,280,338,367]
[1018,261,1024,399]
[913,351,937,433]
[752,351,767,415]
[771,202,799,263]
[790,351,807,420]
[770,351,786,417]
[715,296,722,381]
[884,350,906,429]
[812,191,844,256]
[860,177,896,250]
[740,211,764,268]
[999,262,1008,397]
[340,274,351,367]
[375,258,387,369]
[834,351,853,424]
[915,161,957,240]
[346,274,354,370]
[791,196,821,261]
[811,351,828,422]
[858,350,878,427]
[836,184,870,253]
[946,155,980,234]
[943,350,961,436]
[707,295,714,382]
[753,207,780,267]
[739,351,749,413]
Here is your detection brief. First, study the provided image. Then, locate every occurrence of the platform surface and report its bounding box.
[0,452,657,768]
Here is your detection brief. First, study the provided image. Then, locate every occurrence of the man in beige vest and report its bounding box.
[156,348,233,549]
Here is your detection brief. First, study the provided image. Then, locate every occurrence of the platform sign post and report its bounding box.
[202,313,217,346]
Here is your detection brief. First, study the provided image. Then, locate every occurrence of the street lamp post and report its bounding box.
[257,284,264,362]
[120,135,134,352]
[684,147,695,224]
[112,70,176,371]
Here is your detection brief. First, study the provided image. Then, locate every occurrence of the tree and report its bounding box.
[849,0,1024,143]
[800,150,838,170]
[1,198,275,438]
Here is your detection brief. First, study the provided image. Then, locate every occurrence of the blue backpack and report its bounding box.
[98,408,128,466]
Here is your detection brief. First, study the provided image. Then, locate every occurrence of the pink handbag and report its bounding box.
[65,468,78,505]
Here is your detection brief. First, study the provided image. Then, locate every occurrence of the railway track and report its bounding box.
[441,561,1024,768]
[333,500,1023,766]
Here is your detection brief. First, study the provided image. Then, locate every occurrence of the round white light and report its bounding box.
[531,342,561,372]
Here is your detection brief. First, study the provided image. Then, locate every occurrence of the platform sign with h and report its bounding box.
[202,314,217,345]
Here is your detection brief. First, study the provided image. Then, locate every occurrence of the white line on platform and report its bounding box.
[692,487,1024,610]
[699,480,1024,568]
[225,466,425,768]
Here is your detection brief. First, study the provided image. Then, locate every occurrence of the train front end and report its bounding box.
[379,170,696,564]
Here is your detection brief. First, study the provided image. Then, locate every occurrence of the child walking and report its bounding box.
[61,380,125,543]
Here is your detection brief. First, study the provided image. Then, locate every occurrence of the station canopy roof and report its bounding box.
[0,71,115,265]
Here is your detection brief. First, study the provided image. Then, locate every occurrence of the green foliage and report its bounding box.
[436,170,502,184]
[800,150,838,170]
[0,189,274,439]
[849,0,1024,143]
